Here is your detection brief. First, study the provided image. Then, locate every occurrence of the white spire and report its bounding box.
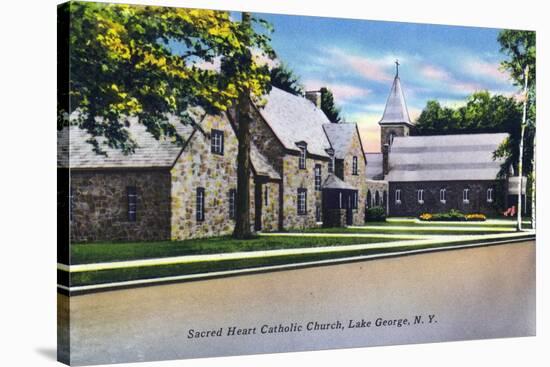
[379,62,412,126]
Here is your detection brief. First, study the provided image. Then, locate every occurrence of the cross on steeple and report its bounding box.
[395,59,400,77]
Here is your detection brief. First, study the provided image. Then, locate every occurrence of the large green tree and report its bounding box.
[59,3,275,238]
[269,63,303,96]
[320,87,342,123]
[497,29,536,228]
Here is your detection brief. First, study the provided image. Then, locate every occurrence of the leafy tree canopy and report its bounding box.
[320,87,342,123]
[59,2,274,154]
[269,63,303,96]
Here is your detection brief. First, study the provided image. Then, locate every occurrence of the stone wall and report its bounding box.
[251,179,281,232]
[366,179,390,216]
[170,113,238,240]
[380,124,409,151]
[70,169,171,242]
[281,154,328,230]
[341,130,367,225]
[388,180,504,217]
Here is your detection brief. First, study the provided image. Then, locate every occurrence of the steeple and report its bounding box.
[378,61,414,152]
[379,60,412,126]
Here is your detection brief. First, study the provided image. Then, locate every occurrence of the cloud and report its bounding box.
[303,79,372,103]
[324,48,394,83]
[464,59,511,83]
[420,65,452,82]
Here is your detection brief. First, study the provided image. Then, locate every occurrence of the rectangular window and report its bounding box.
[127,186,137,222]
[440,188,446,203]
[339,192,343,209]
[352,156,358,175]
[328,155,334,173]
[196,187,205,221]
[487,188,493,203]
[395,189,401,204]
[297,188,307,215]
[417,189,424,204]
[211,129,224,155]
[314,164,322,191]
[264,186,269,206]
[316,206,321,222]
[298,145,306,169]
[229,189,236,219]
[463,188,470,203]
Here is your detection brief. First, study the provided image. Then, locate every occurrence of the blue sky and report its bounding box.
[253,12,518,151]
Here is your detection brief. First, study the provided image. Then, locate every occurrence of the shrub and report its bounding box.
[419,209,466,222]
[465,213,487,221]
[366,206,386,222]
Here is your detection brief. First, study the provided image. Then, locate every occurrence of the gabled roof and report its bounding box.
[322,123,358,159]
[386,133,508,182]
[322,174,357,191]
[59,112,281,179]
[379,75,413,127]
[257,87,332,158]
[250,144,281,180]
[58,114,196,169]
[365,152,384,180]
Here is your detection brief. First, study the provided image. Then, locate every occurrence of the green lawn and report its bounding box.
[71,235,404,265]
[69,241,468,287]
[296,227,512,236]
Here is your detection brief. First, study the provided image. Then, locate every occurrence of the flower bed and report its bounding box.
[419,210,486,222]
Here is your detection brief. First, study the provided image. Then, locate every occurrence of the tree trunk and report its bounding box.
[233,12,253,239]
[531,131,536,230]
[516,66,529,232]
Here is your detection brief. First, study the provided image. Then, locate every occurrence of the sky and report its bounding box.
[252,12,518,152]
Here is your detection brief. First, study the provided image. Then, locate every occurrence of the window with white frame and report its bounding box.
[463,188,470,203]
[196,187,205,221]
[127,186,137,222]
[440,188,446,203]
[417,189,424,204]
[328,154,334,173]
[229,189,236,219]
[315,206,321,222]
[297,188,307,215]
[211,129,224,155]
[314,164,322,191]
[395,189,401,204]
[487,188,493,203]
[352,156,358,175]
[298,145,307,169]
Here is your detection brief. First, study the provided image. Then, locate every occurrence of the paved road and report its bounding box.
[61,241,535,365]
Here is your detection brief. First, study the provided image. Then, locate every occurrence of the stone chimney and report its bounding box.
[305,90,322,108]
[382,144,389,176]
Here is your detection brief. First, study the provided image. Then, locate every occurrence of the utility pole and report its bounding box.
[517,65,529,232]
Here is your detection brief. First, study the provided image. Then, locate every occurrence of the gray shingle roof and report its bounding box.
[58,115,195,169]
[250,144,281,180]
[322,123,358,159]
[365,152,384,180]
[258,87,332,158]
[379,76,413,126]
[322,174,357,191]
[386,133,508,182]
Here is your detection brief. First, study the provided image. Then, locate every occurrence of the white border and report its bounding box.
[0,0,547,366]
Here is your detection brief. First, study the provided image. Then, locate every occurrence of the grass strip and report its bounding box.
[296,227,511,235]
[71,235,402,265]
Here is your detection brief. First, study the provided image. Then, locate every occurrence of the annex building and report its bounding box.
[365,67,523,217]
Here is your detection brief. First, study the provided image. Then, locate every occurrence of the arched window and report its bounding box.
[366,190,372,208]
[375,191,380,206]
[417,189,424,204]
[383,190,387,207]
[463,188,470,203]
[487,188,494,203]
[395,189,401,204]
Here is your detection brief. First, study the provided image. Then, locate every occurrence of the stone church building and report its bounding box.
[365,66,517,217]
[60,87,369,243]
